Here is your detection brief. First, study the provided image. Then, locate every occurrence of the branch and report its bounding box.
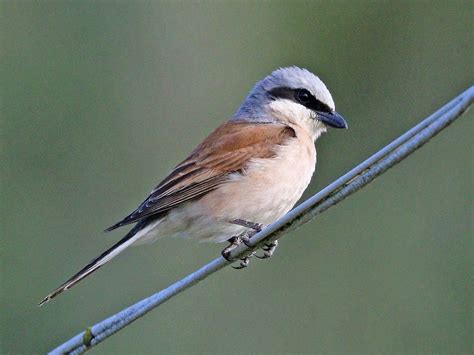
[50,86,474,354]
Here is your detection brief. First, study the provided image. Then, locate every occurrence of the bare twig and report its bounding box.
[50,86,473,355]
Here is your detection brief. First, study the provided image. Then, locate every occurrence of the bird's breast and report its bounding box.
[203,134,316,226]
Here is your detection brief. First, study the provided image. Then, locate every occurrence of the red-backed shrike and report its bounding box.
[40,66,347,305]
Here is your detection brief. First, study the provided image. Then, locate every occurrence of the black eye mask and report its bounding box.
[268,87,332,113]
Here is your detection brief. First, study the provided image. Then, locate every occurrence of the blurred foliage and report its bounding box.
[1,0,472,353]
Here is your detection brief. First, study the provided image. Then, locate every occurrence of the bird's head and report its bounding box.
[233,66,348,139]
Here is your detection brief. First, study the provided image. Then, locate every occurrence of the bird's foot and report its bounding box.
[222,220,273,269]
[230,219,277,260]
[232,252,256,269]
[221,235,256,269]
[221,234,253,260]
[255,240,279,259]
[221,236,243,261]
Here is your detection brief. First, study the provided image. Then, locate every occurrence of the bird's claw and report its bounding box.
[255,240,279,259]
[222,219,274,269]
[232,252,256,269]
[222,234,256,269]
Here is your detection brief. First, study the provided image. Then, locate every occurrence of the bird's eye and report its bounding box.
[296,89,312,105]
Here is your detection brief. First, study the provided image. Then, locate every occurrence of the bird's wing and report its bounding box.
[105,121,296,231]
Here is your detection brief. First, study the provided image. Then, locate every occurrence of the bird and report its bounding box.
[39,66,348,306]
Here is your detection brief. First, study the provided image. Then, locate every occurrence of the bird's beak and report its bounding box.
[316,111,348,129]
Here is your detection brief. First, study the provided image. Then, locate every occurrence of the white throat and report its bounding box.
[267,99,327,140]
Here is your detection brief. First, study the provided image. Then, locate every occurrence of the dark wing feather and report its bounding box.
[105,121,296,231]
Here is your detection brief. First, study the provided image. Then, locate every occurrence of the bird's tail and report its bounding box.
[38,224,145,306]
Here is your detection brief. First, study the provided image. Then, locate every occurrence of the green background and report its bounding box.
[2,1,472,353]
